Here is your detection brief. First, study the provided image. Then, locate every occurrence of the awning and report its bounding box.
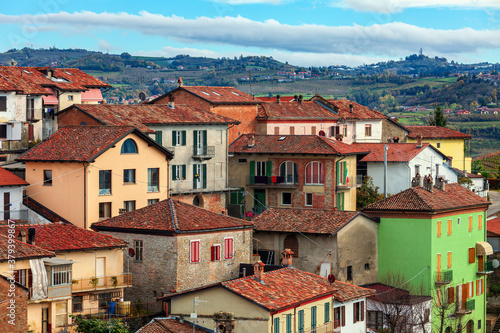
[43,88,58,105]
[43,257,77,266]
[476,242,493,256]
[81,88,103,102]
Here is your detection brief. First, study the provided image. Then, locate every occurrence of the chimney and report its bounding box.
[276,95,281,104]
[119,208,126,215]
[393,136,399,143]
[294,95,299,101]
[168,95,175,109]
[243,268,246,277]
[253,261,265,284]
[281,249,294,267]
[28,228,36,245]
[248,134,255,148]
[416,134,422,148]
[298,95,303,104]
[213,311,235,333]
[177,77,183,87]
[412,173,422,187]
[47,68,53,79]
[18,229,27,243]
[423,175,433,192]
[435,176,446,191]
[349,104,353,113]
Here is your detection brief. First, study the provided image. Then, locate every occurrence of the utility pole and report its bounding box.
[384,145,388,198]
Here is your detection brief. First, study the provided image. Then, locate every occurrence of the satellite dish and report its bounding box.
[493,259,499,269]
[128,248,135,258]
[139,92,146,101]
[328,274,336,284]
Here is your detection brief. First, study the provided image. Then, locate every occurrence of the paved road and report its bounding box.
[488,191,500,217]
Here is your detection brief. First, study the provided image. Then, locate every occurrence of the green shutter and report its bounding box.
[298,310,304,332]
[202,164,207,189]
[274,317,279,333]
[286,314,292,333]
[194,131,198,150]
[182,130,186,146]
[325,302,330,323]
[336,161,340,185]
[193,164,198,189]
[230,192,237,204]
[203,130,207,147]
[172,131,177,146]
[249,161,255,184]
[311,306,317,328]
[155,131,162,145]
[172,165,177,180]
[343,161,347,183]
[266,161,272,184]
[182,165,186,179]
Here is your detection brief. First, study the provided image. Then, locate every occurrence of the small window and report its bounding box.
[305,161,324,185]
[437,142,441,148]
[365,124,372,137]
[289,126,295,135]
[238,158,247,164]
[274,127,279,135]
[134,240,143,261]
[121,138,138,154]
[67,95,73,101]
[477,278,484,295]
[224,238,234,259]
[124,200,136,212]
[72,296,83,313]
[353,301,364,323]
[311,126,316,135]
[211,244,221,261]
[347,265,353,280]
[55,301,68,327]
[0,124,6,139]
[147,199,159,206]
[172,130,186,146]
[282,192,292,205]
[365,263,370,271]
[305,193,313,206]
[99,202,111,219]
[0,96,7,111]
[99,170,112,195]
[123,169,136,184]
[468,281,474,298]
[43,170,52,186]
[190,240,200,263]
[457,217,461,225]
[52,265,72,286]
[148,168,160,192]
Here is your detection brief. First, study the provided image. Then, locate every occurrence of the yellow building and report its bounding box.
[0,223,130,333]
[18,125,173,229]
[160,260,374,333]
[406,126,472,172]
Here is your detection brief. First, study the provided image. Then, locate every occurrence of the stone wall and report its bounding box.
[382,119,408,143]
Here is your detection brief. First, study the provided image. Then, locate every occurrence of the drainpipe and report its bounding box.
[83,162,88,229]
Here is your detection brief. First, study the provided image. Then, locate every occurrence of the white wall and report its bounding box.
[367,162,409,195]
[352,120,383,143]
[334,299,367,332]
[0,185,25,220]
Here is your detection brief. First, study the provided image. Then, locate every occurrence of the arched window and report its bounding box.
[305,161,324,185]
[466,320,474,333]
[193,195,204,207]
[121,139,138,154]
[279,161,298,184]
[80,121,87,125]
[283,234,299,258]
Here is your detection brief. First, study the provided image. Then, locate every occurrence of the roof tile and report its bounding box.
[407,126,472,139]
[0,167,28,186]
[0,234,55,261]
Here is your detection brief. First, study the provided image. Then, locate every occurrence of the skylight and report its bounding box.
[22,70,31,74]
[279,136,286,141]
[201,91,211,96]
[230,91,240,96]
[64,71,73,76]
[212,91,221,96]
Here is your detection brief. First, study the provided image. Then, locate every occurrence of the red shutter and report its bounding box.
[191,241,200,263]
[211,246,216,261]
[225,238,234,259]
[216,245,221,260]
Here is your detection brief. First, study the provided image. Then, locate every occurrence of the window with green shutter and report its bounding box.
[155,131,162,145]
[249,161,255,184]
[325,302,330,323]
[298,310,304,333]
[311,306,317,328]
[286,314,292,333]
[274,317,280,333]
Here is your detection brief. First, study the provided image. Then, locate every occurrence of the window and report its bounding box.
[51,265,71,286]
[365,124,372,137]
[298,310,304,333]
[305,193,313,206]
[342,125,347,137]
[437,220,442,237]
[194,130,207,155]
[305,161,324,185]
[43,170,52,186]
[279,161,298,184]
[289,126,295,135]
[274,127,280,135]
[99,202,111,219]
[311,305,317,329]
[72,296,83,313]
[324,302,330,323]
[282,192,292,205]
[238,158,247,164]
[0,96,6,111]
[447,251,452,268]
[286,314,292,333]
[148,168,160,192]
[367,311,383,330]
[193,164,207,190]
[148,199,159,206]
[67,95,73,101]
[330,125,339,137]
[123,169,136,184]
[336,161,348,185]
[121,138,138,154]
[274,317,280,333]
[211,244,221,261]
[224,238,234,259]
[311,126,316,135]
[55,301,67,327]
[477,278,484,295]
[256,161,266,176]
[123,200,135,212]
[479,214,483,230]
[172,130,186,146]
[172,165,186,180]
[447,219,452,235]
[154,131,162,145]
[354,301,364,323]
[469,248,476,263]
[437,142,441,148]
[365,263,370,271]
[190,240,200,263]
[134,240,143,261]
[336,192,345,211]
[347,265,353,281]
[14,269,28,287]
[468,281,474,298]
[469,216,473,232]
[0,125,6,139]
[99,170,112,195]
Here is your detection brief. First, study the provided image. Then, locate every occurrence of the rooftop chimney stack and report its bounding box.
[18,229,27,243]
[213,312,235,333]
[349,104,353,113]
[281,249,294,267]
[423,175,433,192]
[248,134,256,148]
[253,261,265,284]
[168,95,175,109]
[276,95,281,104]
[416,134,422,148]
[294,95,299,101]
[298,95,303,104]
[411,173,422,187]
[177,77,183,87]
[435,176,446,191]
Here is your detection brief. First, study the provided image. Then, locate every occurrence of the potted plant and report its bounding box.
[89,277,99,288]
[72,279,78,285]
[110,276,118,287]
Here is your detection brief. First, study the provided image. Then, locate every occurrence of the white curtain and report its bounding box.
[29,259,48,300]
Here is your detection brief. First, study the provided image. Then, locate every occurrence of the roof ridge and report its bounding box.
[169,199,179,232]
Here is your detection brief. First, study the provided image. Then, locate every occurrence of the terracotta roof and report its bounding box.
[92,199,253,234]
[58,104,239,134]
[253,207,360,234]
[221,267,373,311]
[327,99,387,120]
[363,183,490,213]
[256,96,295,102]
[0,234,55,262]
[352,143,440,163]
[258,101,340,119]
[180,86,260,104]
[487,217,500,237]
[23,197,71,224]
[0,223,126,252]
[0,167,28,186]
[406,126,472,139]
[138,318,209,333]
[363,283,432,304]
[229,134,368,156]
[17,126,172,162]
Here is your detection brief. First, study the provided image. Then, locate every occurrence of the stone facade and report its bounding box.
[174,192,227,215]
[381,118,409,143]
[0,277,28,333]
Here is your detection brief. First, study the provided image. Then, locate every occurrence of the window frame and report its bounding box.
[134,240,143,262]
[365,124,372,137]
[324,302,330,323]
[123,169,136,184]
[98,202,111,219]
[211,244,221,261]
[224,237,234,260]
[147,199,159,206]
[0,96,6,112]
[43,170,52,186]
[354,300,364,323]
[148,168,160,192]
[99,170,112,195]
[123,200,136,212]
[120,138,138,154]
[51,264,72,286]
[305,161,325,185]
[190,240,200,263]
[305,193,313,207]
[55,301,68,327]
[282,192,292,206]
[279,161,298,184]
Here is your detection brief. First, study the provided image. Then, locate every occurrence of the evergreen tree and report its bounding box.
[428,104,447,127]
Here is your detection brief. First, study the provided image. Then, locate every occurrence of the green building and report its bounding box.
[363,179,492,332]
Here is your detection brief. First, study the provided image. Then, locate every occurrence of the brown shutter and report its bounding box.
[361,301,364,321]
[341,306,345,326]
[476,280,479,295]
[482,279,484,294]
[447,287,455,304]
[469,248,476,263]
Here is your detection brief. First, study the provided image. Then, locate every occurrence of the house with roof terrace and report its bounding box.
[0,66,109,162]
[228,134,368,215]
[17,125,172,229]
[252,207,378,286]
[0,223,128,332]
[363,180,491,332]
[57,103,240,214]
[92,198,253,305]
[158,258,375,333]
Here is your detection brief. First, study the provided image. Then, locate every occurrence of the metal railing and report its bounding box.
[435,270,453,285]
[71,273,132,292]
[478,260,494,274]
[193,145,215,158]
[337,175,362,188]
[248,175,299,186]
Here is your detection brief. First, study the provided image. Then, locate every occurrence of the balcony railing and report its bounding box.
[0,209,28,221]
[71,273,132,293]
[247,175,299,187]
[477,260,494,276]
[455,299,474,316]
[47,284,72,299]
[193,145,215,159]
[435,270,453,286]
[337,175,362,189]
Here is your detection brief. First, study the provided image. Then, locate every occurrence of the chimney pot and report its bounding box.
[177,77,183,87]
[281,249,294,267]
[349,104,353,113]
[276,95,281,104]
[298,95,303,104]
[253,261,265,283]
[28,228,36,245]
[417,134,422,148]
[248,134,256,148]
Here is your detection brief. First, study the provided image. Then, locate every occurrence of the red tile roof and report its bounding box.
[17,126,172,162]
[406,126,472,139]
[327,99,387,120]
[256,96,295,102]
[138,318,209,333]
[487,217,500,237]
[0,223,126,252]
[92,199,253,233]
[229,134,368,156]
[362,183,490,213]
[352,143,442,163]
[23,197,70,224]
[0,234,55,261]
[258,101,340,119]
[253,207,360,234]
[59,104,239,134]
[0,167,28,186]
[221,267,373,311]
[180,86,260,104]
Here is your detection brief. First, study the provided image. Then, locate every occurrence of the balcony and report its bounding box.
[434,270,453,286]
[455,299,474,316]
[71,273,132,293]
[193,145,215,160]
[247,175,299,188]
[477,260,494,276]
[26,108,40,122]
[336,175,363,189]
[47,284,72,299]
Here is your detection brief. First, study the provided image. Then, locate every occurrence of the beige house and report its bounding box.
[18,125,173,229]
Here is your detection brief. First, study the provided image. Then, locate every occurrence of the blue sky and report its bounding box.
[0,0,499,67]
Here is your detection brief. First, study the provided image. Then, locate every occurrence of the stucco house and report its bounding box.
[158,260,375,333]
[56,103,240,214]
[17,125,173,229]
[0,166,29,221]
[92,198,253,304]
[252,207,378,286]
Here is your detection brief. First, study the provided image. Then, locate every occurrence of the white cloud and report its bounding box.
[98,39,121,53]
[0,11,499,62]
[330,0,500,13]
